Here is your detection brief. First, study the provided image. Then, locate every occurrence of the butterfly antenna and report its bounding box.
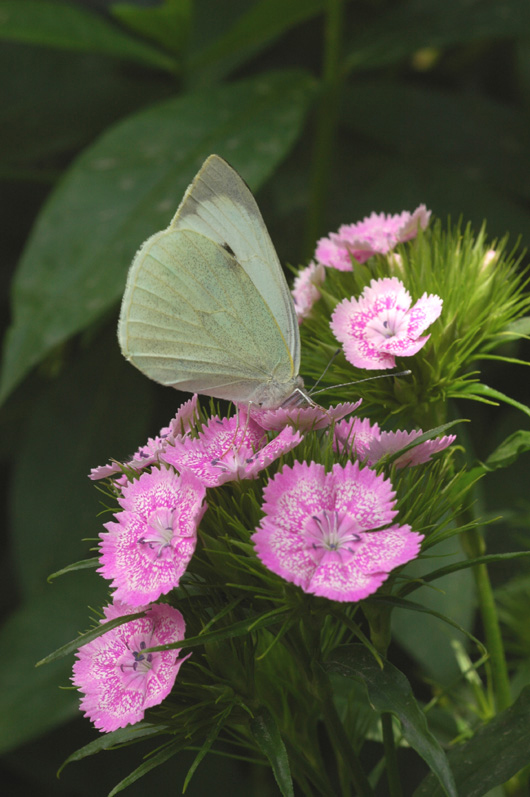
[310,349,342,394]
[310,370,412,397]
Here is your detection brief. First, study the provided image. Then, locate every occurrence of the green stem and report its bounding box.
[461,522,512,713]
[304,0,345,256]
[312,662,374,797]
[382,713,403,797]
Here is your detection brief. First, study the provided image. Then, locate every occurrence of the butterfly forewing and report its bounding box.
[168,155,300,372]
[119,229,297,404]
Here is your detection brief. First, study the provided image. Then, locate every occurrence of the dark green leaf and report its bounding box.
[326,645,457,797]
[183,707,233,792]
[10,328,155,596]
[414,686,530,797]
[190,0,324,84]
[250,707,294,797]
[484,430,530,470]
[108,739,183,796]
[0,69,315,403]
[344,0,530,72]
[148,608,291,653]
[391,538,475,684]
[0,571,107,753]
[37,610,146,667]
[47,558,99,581]
[0,0,176,71]
[58,723,165,774]
[111,0,191,57]
[460,384,530,419]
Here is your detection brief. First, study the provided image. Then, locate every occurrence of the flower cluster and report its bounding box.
[73,203,454,738]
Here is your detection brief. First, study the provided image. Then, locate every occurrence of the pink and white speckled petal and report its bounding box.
[246,427,303,477]
[252,400,362,432]
[331,461,398,528]
[396,204,431,241]
[72,603,188,733]
[315,235,354,270]
[307,560,388,602]
[367,429,456,468]
[333,417,380,458]
[99,470,206,605]
[252,518,315,589]
[405,293,443,336]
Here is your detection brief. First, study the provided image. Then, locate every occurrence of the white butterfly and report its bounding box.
[118,155,305,409]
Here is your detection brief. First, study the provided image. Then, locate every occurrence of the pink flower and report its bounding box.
[292,262,325,322]
[333,417,380,460]
[161,412,302,487]
[99,467,207,606]
[330,277,443,370]
[316,206,430,270]
[364,428,456,468]
[89,395,199,481]
[252,460,423,602]
[334,418,455,468]
[72,601,189,732]
[251,400,362,432]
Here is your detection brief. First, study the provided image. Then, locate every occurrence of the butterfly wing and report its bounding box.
[168,154,300,374]
[118,228,299,406]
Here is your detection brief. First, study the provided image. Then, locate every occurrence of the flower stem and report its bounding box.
[461,520,512,713]
[381,713,403,797]
[304,0,345,257]
[312,662,375,797]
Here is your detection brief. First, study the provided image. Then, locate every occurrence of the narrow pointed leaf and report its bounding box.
[326,644,457,797]
[251,707,294,797]
[414,686,530,797]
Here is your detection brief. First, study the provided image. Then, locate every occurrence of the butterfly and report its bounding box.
[118,155,306,409]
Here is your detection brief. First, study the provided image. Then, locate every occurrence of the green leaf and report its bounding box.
[484,430,530,470]
[37,611,147,667]
[0,0,176,71]
[326,645,457,797]
[47,558,99,581]
[344,0,530,73]
[460,384,530,419]
[413,685,530,797]
[190,0,325,84]
[0,570,108,753]
[10,327,155,596]
[148,608,291,653]
[391,538,475,684]
[0,69,315,404]
[108,739,183,796]
[183,706,233,792]
[111,0,191,57]
[58,723,165,774]
[250,707,294,797]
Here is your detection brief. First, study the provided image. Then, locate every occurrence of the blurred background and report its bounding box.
[1,0,530,794]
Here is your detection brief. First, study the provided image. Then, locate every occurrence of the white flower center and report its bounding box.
[302,509,363,564]
[139,507,175,558]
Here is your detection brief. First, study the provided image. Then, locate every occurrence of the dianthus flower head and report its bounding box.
[315,205,430,270]
[160,411,302,487]
[364,428,456,468]
[250,400,362,432]
[99,466,207,606]
[292,261,325,322]
[330,277,443,370]
[89,395,199,481]
[334,418,455,468]
[72,601,189,733]
[252,460,423,602]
